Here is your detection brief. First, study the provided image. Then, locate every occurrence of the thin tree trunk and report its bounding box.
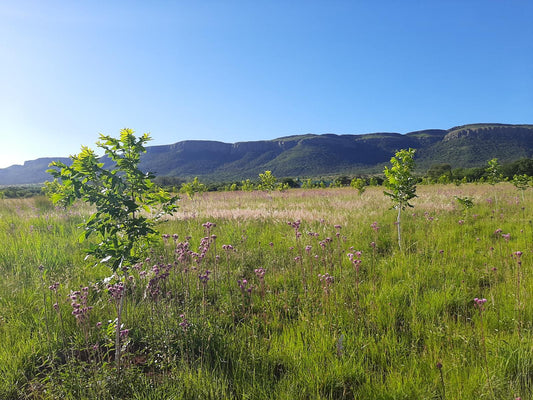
[115,292,124,370]
[397,206,402,251]
[115,257,125,371]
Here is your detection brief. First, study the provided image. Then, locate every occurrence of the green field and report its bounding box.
[0,184,531,399]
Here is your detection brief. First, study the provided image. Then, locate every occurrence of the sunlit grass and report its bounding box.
[0,184,531,399]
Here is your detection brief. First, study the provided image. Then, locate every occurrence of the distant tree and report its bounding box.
[512,174,531,190]
[459,166,485,182]
[350,177,366,195]
[369,177,379,186]
[180,177,207,199]
[335,176,351,186]
[513,158,533,176]
[277,182,290,192]
[502,158,533,179]
[329,179,343,188]
[512,174,531,201]
[485,158,503,185]
[437,174,451,184]
[258,171,277,192]
[427,164,452,182]
[281,177,300,188]
[0,186,42,198]
[384,148,417,251]
[301,178,314,189]
[241,179,255,191]
[154,176,185,189]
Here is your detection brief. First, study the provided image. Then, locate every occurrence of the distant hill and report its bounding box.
[1,123,532,185]
[0,157,72,185]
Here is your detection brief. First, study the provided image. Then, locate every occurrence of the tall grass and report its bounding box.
[0,185,531,399]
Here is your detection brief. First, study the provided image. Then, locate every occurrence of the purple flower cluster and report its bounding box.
[238,279,253,294]
[318,273,334,287]
[254,268,265,280]
[162,233,179,243]
[347,251,363,274]
[192,236,212,265]
[493,228,511,241]
[222,244,234,251]
[474,297,487,311]
[175,240,192,265]
[199,270,211,285]
[288,220,302,238]
[288,220,301,230]
[202,221,216,235]
[179,314,190,331]
[146,263,172,299]
[319,237,333,249]
[69,287,93,322]
[107,282,125,301]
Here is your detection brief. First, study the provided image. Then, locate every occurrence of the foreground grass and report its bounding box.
[0,184,531,399]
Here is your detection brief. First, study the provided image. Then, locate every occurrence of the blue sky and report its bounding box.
[1,0,532,168]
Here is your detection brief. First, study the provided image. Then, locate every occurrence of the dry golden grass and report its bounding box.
[168,183,522,224]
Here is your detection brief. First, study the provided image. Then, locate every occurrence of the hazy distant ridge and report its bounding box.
[1,123,532,185]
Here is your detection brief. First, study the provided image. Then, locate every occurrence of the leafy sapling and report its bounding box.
[485,158,503,185]
[455,196,474,216]
[383,148,417,251]
[241,179,255,191]
[47,128,178,369]
[512,174,531,202]
[350,177,366,195]
[180,177,207,199]
[258,170,278,192]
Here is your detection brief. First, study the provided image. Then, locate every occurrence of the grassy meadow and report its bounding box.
[0,183,531,399]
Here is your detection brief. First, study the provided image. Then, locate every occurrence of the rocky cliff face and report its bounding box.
[444,125,533,142]
[231,140,298,154]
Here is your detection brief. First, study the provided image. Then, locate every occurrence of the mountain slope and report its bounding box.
[1,123,532,185]
[0,158,72,185]
[416,124,533,168]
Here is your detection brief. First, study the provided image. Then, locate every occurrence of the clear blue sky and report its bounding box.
[1,0,532,168]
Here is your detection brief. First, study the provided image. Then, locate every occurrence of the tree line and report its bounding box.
[1,157,532,199]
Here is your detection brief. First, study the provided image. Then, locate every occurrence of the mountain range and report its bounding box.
[1,123,532,185]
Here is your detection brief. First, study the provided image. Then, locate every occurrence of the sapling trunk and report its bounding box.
[397,206,402,251]
[115,287,125,370]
